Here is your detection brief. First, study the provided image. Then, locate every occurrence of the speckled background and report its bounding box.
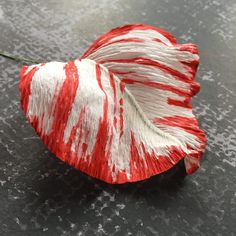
[0,0,236,235]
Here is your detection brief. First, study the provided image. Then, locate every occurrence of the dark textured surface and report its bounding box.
[0,0,236,235]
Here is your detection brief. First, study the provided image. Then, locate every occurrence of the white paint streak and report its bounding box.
[109,29,173,46]
[27,62,66,135]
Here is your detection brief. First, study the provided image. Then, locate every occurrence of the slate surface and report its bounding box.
[0,0,236,235]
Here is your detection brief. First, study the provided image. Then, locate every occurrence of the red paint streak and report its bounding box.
[129,131,186,181]
[46,61,79,161]
[78,64,113,183]
[48,81,60,117]
[129,131,147,180]
[184,146,202,175]
[152,38,168,45]
[181,59,199,76]
[103,38,144,47]
[75,125,83,158]
[119,98,124,139]
[186,163,199,175]
[157,146,186,170]
[100,57,194,83]
[81,24,176,59]
[177,43,198,54]
[116,170,129,183]
[78,128,90,162]
[131,24,177,44]
[190,81,200,96]
[81,140,88,161]
[167,97,192,109]
[67,107,86,167]
[113,117,117,130]
[19,65,39,113]
[121,78,191,97]
[110,71,134,75]
[153,115,206,175]
[120,81,125,93]
[96,64,108,121]
[176,44,199,90]
[153,116,206,146]
[109,71,117,129]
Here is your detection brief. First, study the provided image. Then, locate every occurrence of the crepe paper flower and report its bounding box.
[19,24,206,184]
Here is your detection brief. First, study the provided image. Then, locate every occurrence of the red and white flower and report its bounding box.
[19,24,206,184]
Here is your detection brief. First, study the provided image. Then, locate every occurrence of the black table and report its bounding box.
[0,0,235,235]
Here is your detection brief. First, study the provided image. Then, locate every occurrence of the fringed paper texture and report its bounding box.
[19,24,206,184]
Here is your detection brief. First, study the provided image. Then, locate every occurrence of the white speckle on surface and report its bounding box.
[0,180,6,186]
[116,203,125,210]
[14,217,27,231]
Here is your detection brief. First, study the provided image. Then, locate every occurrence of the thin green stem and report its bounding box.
[0,52,40,64]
